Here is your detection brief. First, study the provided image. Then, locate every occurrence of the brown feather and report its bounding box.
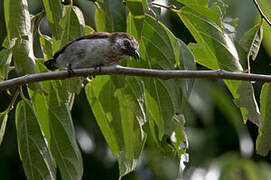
[109,32,135,43]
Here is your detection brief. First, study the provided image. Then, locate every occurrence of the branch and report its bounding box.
[253,0,271,27]
[1,65,271,91]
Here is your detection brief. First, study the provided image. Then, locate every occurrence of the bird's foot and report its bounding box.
[67,64,74,77]
[94,64,104,72]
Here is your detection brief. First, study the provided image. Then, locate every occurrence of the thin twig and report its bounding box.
[33,10,45,36]
[5,86,21,111]
[151,2,176,11]
[253,0,271,27]
[0,65,271,91]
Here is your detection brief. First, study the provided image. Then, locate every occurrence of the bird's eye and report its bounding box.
[123,39,130,48]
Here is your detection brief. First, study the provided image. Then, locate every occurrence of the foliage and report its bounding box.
[1,0,271,179]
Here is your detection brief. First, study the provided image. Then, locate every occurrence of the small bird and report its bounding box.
[44,32,139,74]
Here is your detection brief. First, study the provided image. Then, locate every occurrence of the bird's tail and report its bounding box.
[44,59,58,70]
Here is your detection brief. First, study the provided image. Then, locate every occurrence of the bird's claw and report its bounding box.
[67,64,74,77]
[94,64,103,72]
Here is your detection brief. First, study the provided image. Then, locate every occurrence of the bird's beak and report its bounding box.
[131,49,140,61]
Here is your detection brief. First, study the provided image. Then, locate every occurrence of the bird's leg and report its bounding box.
[67,63,74,77]
[94,64,104,72]
[92,64,104,78]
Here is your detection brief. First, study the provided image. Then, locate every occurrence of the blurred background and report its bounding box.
[1,0,271,179]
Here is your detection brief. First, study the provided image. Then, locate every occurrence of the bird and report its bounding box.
[44,32,140,75]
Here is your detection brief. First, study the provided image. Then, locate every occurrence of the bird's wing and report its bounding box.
[53,32,111,59]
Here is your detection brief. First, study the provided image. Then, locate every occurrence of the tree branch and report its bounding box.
[1,65,271,91]
[253,0,271,27]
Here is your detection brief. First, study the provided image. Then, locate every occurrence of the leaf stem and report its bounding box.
[5,87,21,112]
[33,10,45,36]
[151,2,177,11]
[253,0,271,27]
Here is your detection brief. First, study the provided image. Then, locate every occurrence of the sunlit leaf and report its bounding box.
[178,7,242,71]
[16,99,56,180]
[85,73,147,178]
[84,25,95,35]
[178,7,261,126]
[85,76,123,155]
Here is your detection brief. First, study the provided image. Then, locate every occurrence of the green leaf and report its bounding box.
[39,34,53,59]
[96,0,126,32]
[0,0,7,47]
[257,0,271,58]
[177,0,209,7]
[28,63,51,143]
[177,0,222,27]
[127,12,144,41]
[233,81,261,126]
[47,86,83,180]
[126,0,144,16]
[128,14,185,143]
[177,38,196,96]
[140,15,184,143]
[116,82,146,178]
[0,111,8,145]
[60,6,85,46]
[15,99,56,180]
[59,6,85,94]
[257,83,271,156]
[29,62,83,180]
[84,25,95,35]
[4,0,41,90]
[143,79,174,139]
[85,76,123,155]
[95,7,110,32]
[212,154,263,180]
[178,7,261,126]
[42,0,64,39]
[0,48,12,80]
[239,22,263,61]
[85,75,147,178]
[178,7,243,71]
[170,115,187,157]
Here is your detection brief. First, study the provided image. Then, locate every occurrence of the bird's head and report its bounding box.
[111,32,140,61]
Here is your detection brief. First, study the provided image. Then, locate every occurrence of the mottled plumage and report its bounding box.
[44,32,139,72]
